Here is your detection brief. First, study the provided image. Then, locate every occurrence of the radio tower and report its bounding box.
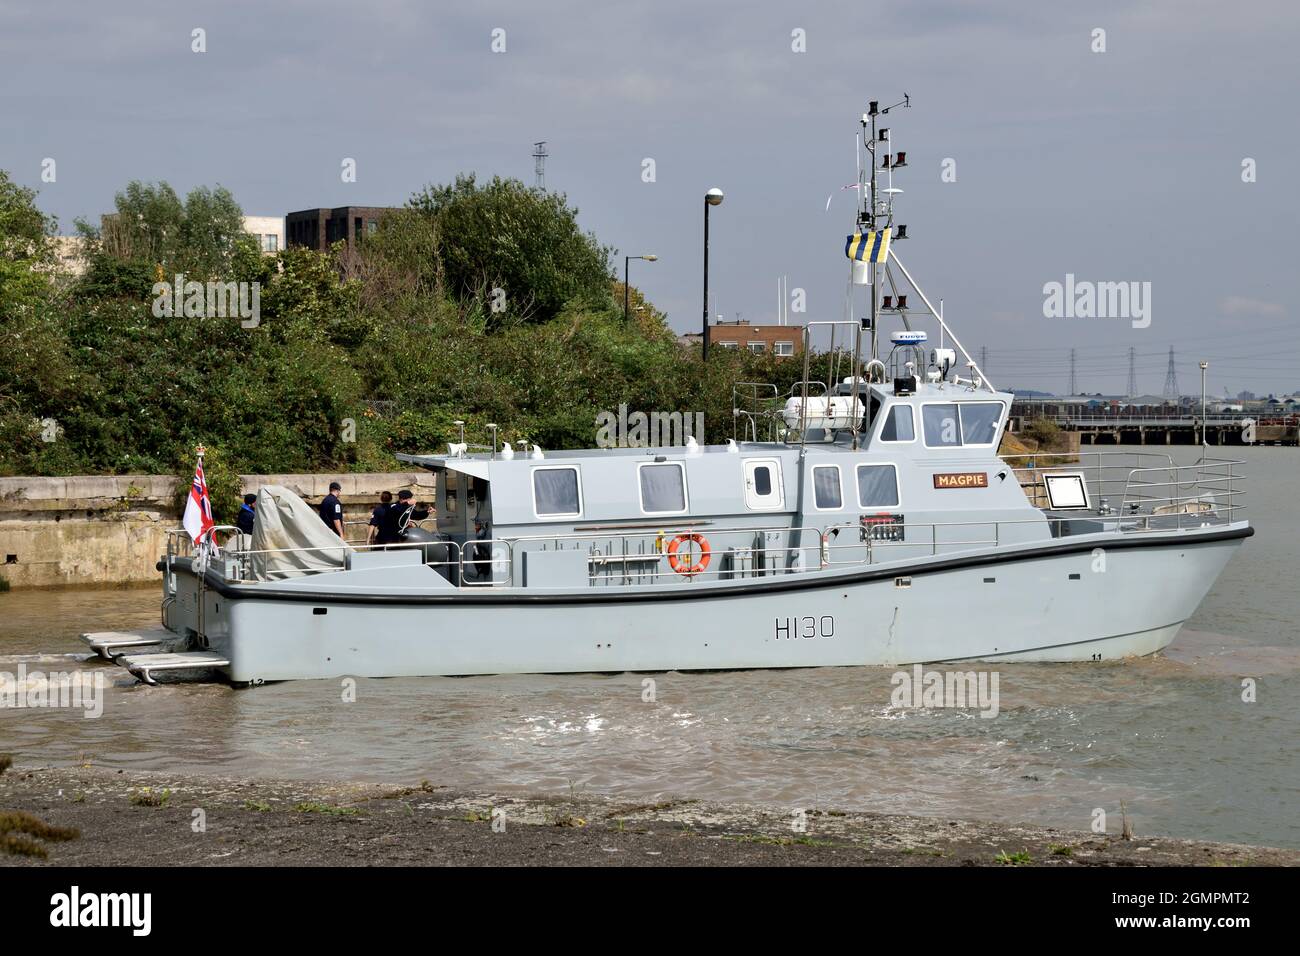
[1127,347,1138,397]
[1162,346,1180,399]
[1068,348,1077,395]
[532,141,548,190]
[979,346,988,376]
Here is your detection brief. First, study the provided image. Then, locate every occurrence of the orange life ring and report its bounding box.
[666,533,711,575]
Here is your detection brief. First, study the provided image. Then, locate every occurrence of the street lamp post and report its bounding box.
[624,254,658,322]
[702,188,724,360]
[1200,360,1209,449]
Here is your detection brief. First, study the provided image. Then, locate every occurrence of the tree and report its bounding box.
[179,185,246,276]
[80,180,245,280]
[408,175,613,325]
[0,170,55,318]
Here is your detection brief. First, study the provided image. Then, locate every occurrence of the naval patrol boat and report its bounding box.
[87,103,1251,684]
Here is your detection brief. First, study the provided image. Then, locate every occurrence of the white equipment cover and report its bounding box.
[250,485,352,580]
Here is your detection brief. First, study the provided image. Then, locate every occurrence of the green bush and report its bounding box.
[1023,416,1061,449]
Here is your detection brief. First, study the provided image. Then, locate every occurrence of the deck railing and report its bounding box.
[1008,452,1245,519]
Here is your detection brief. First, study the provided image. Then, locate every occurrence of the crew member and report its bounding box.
[379,489,429,545]
[368,491,393,545]
[235,493,257,534]
[319,481,345,537]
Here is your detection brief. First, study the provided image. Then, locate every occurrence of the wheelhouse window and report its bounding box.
[879,405,915,442]
[959,402,1004,445]
[532,466,582,517]
[922,404,961,447]
[812,465,843,510]
[638,462,687,515]
[857,464,900,508]
[922,402,1005,447]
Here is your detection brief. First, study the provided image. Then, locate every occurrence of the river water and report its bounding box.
[1,447,1296,848]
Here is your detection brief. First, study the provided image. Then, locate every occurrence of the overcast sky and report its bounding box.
[3,0,1297,395]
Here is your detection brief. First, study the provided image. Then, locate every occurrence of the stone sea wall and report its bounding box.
[0,473,432,589]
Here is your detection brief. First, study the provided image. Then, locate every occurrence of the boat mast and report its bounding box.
[861,104,878,362]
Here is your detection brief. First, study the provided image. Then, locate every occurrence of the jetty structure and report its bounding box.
[84,101,1251,684]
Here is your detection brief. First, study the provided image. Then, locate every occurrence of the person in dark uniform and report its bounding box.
[235,493,257,534]
[367,491,393,545]
[379,489,428,546]
[319,481,344,537]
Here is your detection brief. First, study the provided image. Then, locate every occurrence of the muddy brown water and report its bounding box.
[1,447,1297,849]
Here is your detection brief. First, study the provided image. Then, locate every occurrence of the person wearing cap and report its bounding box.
[379,489,429,546]
[319,481,345,537]
[235,493,257,534]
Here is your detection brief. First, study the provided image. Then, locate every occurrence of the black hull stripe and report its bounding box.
[179,525,1253,607]
[928,621,1183,664]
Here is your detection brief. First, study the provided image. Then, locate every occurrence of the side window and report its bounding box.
[639,463,687,514]
[532,467,582,517]
[857,464,900,508]
[922,403,962,447]
[754,466,772,495]
[880,405,915,442]
[812,465,842,510]
[959,402,1004,445]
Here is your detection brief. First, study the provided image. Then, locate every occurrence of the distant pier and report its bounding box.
[1010,401,1299,447]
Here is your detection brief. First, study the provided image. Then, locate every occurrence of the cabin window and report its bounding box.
[857,464,900,508]
[922,404,961,447]
[959,402,1004,445]
[638,462,687,515]
[754,466,772,496]
[812,465,843,510]
[880,405,915,442]
[532,466,582,518]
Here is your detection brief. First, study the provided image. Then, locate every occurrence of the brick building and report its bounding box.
[285,206,398,253]
[708,320,803,356]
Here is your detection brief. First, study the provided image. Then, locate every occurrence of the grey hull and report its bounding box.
[172,525,1248,683]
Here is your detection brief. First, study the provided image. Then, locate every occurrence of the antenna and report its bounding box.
[1163,346,1180,399]
[532,141,548,190]
[1127,346,1138,397]
[979,346,988,377]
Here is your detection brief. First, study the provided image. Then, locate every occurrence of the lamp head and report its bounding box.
[705,188,724,206]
